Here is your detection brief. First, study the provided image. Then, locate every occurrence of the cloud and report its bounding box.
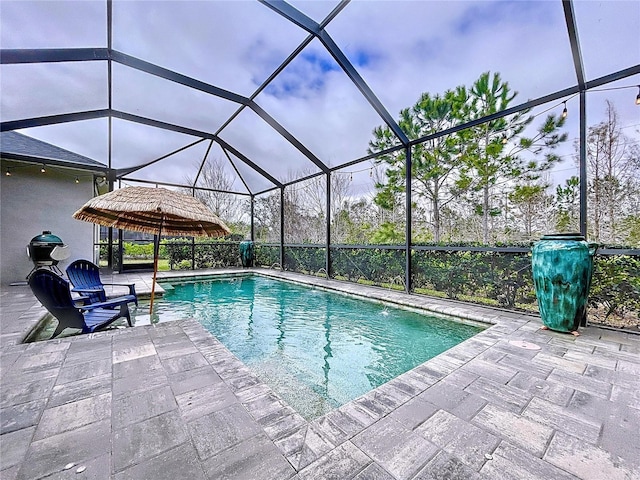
[111,1,307,96]
[0,0,106,49]
[1,0,638,193]
[265,49,342,99]
[327,1,576,115]
[1,62,107,121]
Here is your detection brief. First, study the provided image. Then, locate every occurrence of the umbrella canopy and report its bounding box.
[73,186,230,237]
[73,186,231,315]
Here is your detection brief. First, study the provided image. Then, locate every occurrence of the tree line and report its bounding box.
[189,72,639,247]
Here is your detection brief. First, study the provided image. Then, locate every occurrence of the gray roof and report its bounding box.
[0,131,106,169]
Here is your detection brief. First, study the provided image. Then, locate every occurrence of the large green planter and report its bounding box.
[239,240,255,267]
[531,233,597,334]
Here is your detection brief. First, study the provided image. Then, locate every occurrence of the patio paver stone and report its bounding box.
[1,268,638,479]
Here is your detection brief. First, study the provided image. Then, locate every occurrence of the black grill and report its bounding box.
[27,231,66,276]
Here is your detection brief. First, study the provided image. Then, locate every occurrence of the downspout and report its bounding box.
[106,0,114,271]
[116,177,123,273]
[579,91,587,238]
[280,187,285,269]
[325,172,331,278]
[250,194,255,242]
[405,146,412,293]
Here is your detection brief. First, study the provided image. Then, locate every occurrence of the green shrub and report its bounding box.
[165,240,192,270]
[590,255,640,318]
[177,260,192,270]
[256,245,279,267]
[102,238,639,328]
[124,242,154,259]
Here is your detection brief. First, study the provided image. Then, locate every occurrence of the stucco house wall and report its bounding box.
[1,160,96,285]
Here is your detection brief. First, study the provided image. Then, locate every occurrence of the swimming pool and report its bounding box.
[155,275,483,420]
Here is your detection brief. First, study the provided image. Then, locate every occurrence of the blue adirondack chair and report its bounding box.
[28,269,133,338]
[66,259,138,306]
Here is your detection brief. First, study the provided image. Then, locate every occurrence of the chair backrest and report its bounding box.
[28,269,85,330]
[66,259,106,303]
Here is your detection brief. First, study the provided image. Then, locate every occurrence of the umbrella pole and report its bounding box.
[149,216,164,316]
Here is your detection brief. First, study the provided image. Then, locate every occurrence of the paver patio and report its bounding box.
[1,268,639,479]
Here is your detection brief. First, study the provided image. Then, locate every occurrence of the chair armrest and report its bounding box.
[81,296,135,310]
[71,287,103,293]
[103,283,137,298]
[72,295,91,306]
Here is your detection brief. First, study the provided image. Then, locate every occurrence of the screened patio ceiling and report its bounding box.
[1,0,639,197]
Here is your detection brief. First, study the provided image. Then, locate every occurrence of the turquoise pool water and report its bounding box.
[156,275,483,419]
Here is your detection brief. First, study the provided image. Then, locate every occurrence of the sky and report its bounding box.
[1,0,639,196]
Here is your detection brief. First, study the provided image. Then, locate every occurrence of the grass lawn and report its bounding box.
[99,259,171,271]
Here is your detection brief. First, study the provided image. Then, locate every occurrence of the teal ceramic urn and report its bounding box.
[239,240,255,267]
[531,233,597,333]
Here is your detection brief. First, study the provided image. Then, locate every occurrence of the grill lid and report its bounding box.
[30,231,64,245]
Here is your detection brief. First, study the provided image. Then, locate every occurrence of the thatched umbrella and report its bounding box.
[73,186,230,314]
